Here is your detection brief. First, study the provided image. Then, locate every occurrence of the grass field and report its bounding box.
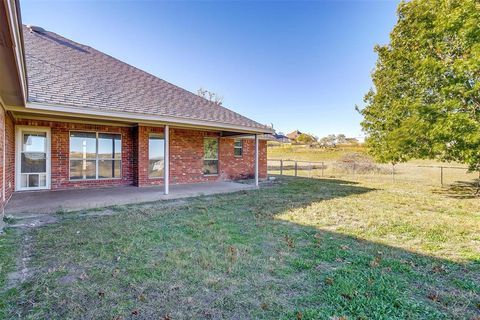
[267,143,478,188]
[267,143,367,162]
[0,177,479,319]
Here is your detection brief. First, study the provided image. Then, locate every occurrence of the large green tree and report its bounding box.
[359,0,480,170]
[296,133,317,145]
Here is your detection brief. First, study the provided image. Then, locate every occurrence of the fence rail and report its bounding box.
[267,159,478,187]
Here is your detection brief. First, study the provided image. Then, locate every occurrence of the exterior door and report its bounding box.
[16,127,51,191]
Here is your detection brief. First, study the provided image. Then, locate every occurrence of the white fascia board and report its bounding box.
[20,102,275,134]
[222,134,273,140]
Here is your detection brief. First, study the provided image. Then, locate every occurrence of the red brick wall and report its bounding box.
[169,128,220,184]
[0,107,5,210]
[7,119,268,192]
[0,108,15,211]
[5,112,15,202]
[219,138,267,180]
[136,126,164,187]
[15,119,135,190]
[169,128,267,184]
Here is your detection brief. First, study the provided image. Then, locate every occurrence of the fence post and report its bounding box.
[295,161,298,177]
[322,162,324,177]
[309,162,312,178]
[392,163,395,182]
[440,166,444,186]
[477,171,480,194]
[280,160,283,176]
[353,161,356,177]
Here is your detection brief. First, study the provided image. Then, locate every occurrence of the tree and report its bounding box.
[197,88,223,106]
[336,134,347,144]
[296,133,317,145]
[345,138,359,145]
[319,134,337,147]
[358,0,480,171]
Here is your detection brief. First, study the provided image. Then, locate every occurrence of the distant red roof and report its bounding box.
[286,130,302,140]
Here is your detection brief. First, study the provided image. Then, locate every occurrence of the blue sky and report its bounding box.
[21,0,399,139]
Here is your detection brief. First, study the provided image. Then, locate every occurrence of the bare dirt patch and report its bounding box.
[3,230,35,292]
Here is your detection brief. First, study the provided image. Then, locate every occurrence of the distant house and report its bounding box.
[253,133,290,144]
[273,134,291,143]
[261,133,291,144]
[286,130,302,141]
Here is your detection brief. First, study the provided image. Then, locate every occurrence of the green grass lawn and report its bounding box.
[0,177,479,319]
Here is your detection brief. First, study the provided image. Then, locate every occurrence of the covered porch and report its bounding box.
[5,181,257,216]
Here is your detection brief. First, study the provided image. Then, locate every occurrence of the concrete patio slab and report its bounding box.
[5,181,257,216]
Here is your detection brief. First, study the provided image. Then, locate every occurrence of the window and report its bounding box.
[149,134,165,178]
[203,137,218,175]
[234,139,243,157]
[69,131,121,180]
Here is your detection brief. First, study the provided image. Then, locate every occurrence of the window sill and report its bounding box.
[203,174,219,177]
[69,178,122,182]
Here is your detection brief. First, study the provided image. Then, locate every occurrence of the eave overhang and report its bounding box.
[6,102,275,135]
[0,0,27,107]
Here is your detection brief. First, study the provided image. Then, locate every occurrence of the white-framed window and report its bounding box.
[234,139,243,157]
[203,137,219,175]
[16,128,51,190]
[148,134,165,178]
[69,131,122,180]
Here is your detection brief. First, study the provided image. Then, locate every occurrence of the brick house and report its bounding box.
[0,1,273,213]
[286,130,302,141]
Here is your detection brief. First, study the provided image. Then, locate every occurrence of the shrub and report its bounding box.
[296,133,317,145]
[335,153,384,174]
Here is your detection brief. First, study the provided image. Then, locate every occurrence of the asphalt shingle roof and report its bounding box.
[23,26,270,132]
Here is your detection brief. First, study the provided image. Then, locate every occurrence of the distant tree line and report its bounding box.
[284,131,359,147]
[317,134,359,147]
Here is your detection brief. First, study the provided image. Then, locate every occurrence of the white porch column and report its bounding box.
[164,125,170,195]
[255,133,259,187]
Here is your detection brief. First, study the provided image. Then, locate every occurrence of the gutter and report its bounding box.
[7,102,275,134]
